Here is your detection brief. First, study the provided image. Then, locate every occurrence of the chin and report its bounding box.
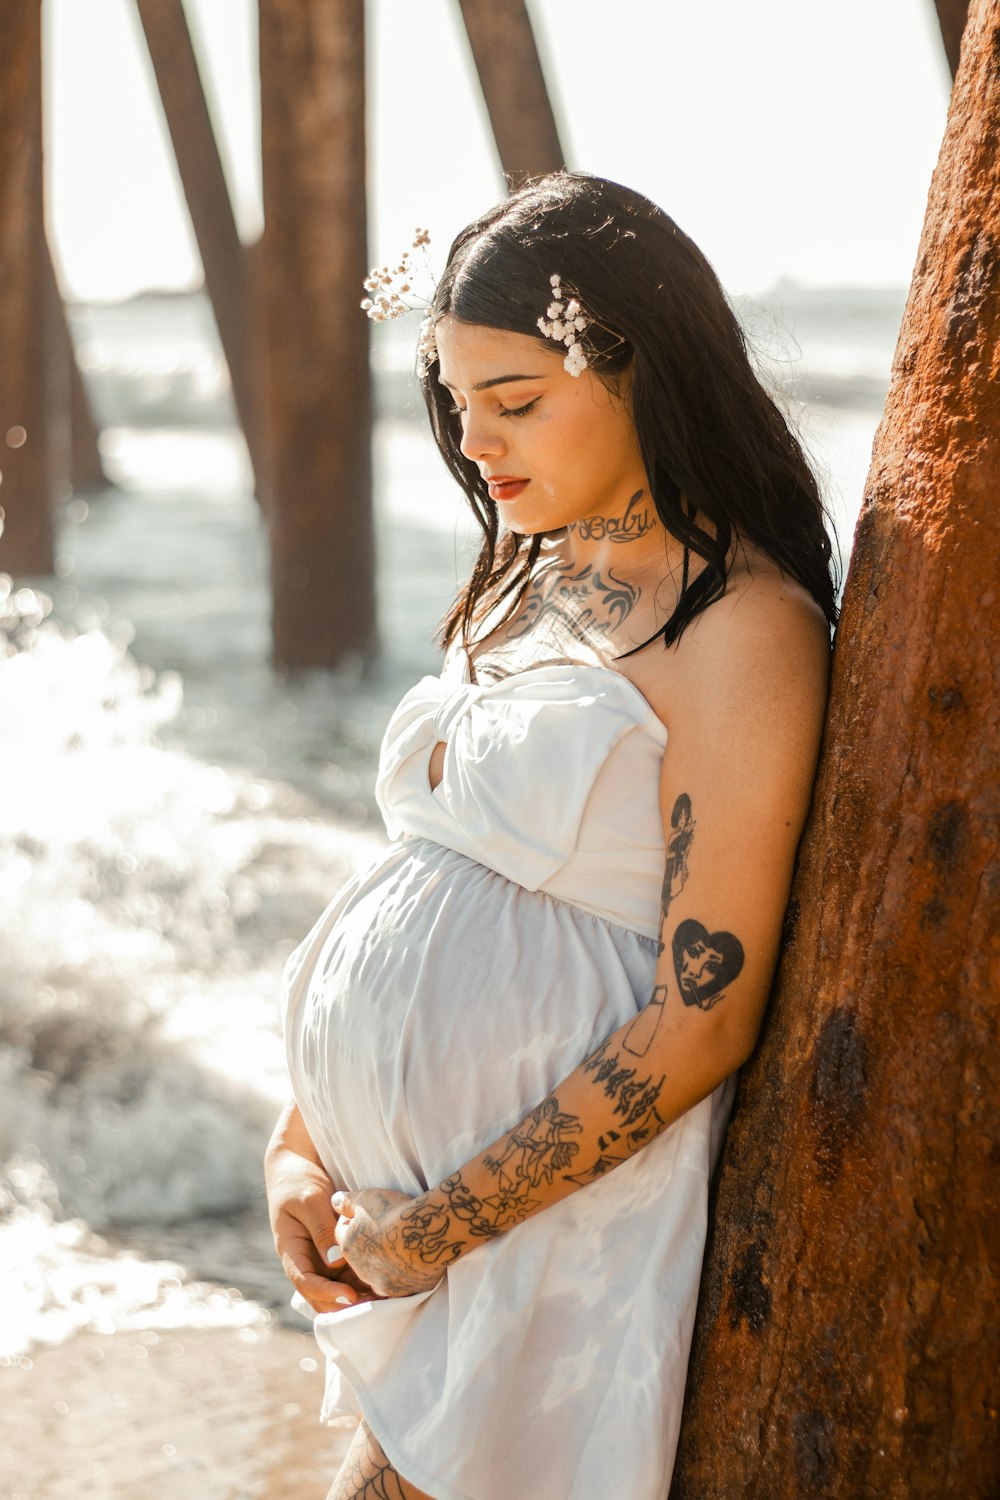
[502,508,576,538]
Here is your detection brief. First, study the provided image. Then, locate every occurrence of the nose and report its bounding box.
[458,409,505,464]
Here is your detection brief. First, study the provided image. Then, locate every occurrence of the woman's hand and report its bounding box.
[330,1187,451,1298]
[265,1132,383,1314]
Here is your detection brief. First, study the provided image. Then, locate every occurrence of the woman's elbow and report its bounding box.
[711,1009,764,1076]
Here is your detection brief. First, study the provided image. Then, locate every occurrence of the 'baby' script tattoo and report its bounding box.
[567,489,655,543]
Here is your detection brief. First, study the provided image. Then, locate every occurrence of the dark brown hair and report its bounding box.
[418,171,839,674]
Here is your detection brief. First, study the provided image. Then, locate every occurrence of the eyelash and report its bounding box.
[449,399,539,420]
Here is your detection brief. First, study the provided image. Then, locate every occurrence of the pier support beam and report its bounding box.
[43,244,107,493]
[935,0,970,78]
[456,0,565,185]
[672,2,1000,1494]
[134,0,264,496]
[259,0,375,672]
[0,2,53,578]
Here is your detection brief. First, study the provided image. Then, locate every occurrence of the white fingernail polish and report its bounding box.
[331,1191,346,1208]
[335,1295,352,1306]
[327,1246,345,1264]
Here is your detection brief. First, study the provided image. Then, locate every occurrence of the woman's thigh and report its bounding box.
[326,1417,437,1500]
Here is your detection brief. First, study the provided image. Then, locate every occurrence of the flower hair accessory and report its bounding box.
[537,274,590,377]
[360,229,438,366]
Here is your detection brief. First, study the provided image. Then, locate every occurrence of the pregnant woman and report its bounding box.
[265,172,837,1499]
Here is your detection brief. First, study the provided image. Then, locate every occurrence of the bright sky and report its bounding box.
[44,0,952,303]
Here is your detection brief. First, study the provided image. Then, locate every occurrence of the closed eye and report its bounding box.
[449,399,540,419]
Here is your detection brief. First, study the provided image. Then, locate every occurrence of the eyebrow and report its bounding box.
[438,373,544,393]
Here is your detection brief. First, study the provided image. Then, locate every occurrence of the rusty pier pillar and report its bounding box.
[672,1,1000,1494]
[0,2,53,577]
[134,0,264,497]
[456,0,565,184]
[259,0,375,672]
[935,0,971,78]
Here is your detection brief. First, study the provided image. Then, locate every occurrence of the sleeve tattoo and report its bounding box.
[400,796,748,1270]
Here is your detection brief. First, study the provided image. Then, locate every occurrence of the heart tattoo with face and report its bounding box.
[672,918,745,1010]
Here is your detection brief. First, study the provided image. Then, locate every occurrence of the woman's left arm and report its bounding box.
[333,585,832,1297]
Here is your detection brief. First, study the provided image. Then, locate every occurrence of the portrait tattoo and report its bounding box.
[672,918,745,1010]
[566,489,656,544]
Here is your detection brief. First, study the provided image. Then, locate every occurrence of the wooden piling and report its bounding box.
[935,0,971,78]
[0,2,53,578]
[671,1,1000,1494]
[259,0,375,672]
[43,243,107,493]
[133,0,264,496]
[456,0,565,185]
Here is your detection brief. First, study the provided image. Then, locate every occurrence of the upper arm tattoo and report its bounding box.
[623,787,743,1054]
[672,919,745,1010]
[657,792,696,952]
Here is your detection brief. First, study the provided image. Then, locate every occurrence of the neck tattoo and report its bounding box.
[567,489,655,544]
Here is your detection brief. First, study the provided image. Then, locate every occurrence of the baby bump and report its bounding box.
[287,836,659,1192]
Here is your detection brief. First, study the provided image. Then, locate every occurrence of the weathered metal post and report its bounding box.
[259,0,375,672]
[671,2,1000,1495]
[0,2,53,577]
[133,0,265,497]
[456,0,565,185]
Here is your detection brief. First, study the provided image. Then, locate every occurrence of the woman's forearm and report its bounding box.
[265,1098,323,1168]
[395,1001,751,1273]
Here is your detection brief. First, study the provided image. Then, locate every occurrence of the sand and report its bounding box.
[1,1324,356,1499]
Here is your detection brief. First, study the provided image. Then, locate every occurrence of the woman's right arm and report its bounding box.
[265,1100,381,1311]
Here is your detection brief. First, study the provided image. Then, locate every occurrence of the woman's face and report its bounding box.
[435,316,647,536]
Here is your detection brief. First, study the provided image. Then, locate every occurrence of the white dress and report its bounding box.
[281,652,736,1500]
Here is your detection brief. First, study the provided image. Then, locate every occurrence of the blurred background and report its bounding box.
[0,1,954,1493]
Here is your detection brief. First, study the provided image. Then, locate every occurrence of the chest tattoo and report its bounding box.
[506,559,638,648]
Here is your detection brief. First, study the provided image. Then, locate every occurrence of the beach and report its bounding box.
[2,1324,357,1499]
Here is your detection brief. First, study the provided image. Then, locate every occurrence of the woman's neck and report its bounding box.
[543,489,693,597]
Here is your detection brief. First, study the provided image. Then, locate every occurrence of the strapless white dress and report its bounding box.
[281,653,736,1500]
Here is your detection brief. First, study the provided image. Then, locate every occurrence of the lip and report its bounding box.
[486,476,530,499]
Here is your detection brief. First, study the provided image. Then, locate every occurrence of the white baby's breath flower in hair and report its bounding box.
[564,343,588,377]
[537,273,592,376]
[418,315,438,364]
[360,229,438,366]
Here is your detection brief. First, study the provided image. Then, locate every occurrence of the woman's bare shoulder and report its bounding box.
[706,555,830,648]
[630,554,832,738]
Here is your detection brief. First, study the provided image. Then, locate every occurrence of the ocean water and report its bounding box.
[0,284,903,1364]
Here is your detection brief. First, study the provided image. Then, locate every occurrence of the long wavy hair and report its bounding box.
[418,172,839,676]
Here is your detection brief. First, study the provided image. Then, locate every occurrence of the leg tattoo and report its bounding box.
[327,1419,435,1500]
